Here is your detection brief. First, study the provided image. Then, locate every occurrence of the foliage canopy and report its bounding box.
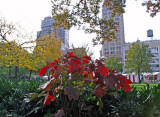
[51,0,159,44]
[125,42,152,83]
[104,57,123,72]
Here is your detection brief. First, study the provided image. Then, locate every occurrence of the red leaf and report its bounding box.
[66,52,77,58]
[64,86,80,100]
[43,92,55,107]
[89,63,95,71]
[82,56,91,60]
[70,58,81,68]
[51,65,63,78]
[93,85,106,98]
[95,74,105,86]
[116,74,132,92]
[104,74,118,90]
[39,65,50,76]
[82,59,89,64]
[77,66,84,74]
[68,61,78,74]
[48,60,58,67]
[95,60,109,77]
[45,80,54,91]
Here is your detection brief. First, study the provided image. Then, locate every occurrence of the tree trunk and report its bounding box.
[15,66,19,78]
[138,69,141,84]
[29,70,33,80]
[8,66,11,79]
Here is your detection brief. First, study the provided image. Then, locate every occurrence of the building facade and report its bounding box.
[37,16,69,53]
[100,5,125,61]
[123,39,160,73]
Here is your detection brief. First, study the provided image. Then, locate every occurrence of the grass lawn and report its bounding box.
[130,84,158,91]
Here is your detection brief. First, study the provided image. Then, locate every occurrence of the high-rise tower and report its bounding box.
[101,5,125,61]
[37,16,69,53]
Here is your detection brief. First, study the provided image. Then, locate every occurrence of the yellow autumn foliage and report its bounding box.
[0,41,29,67]
[0,32,63,72]
[30,32,63,71]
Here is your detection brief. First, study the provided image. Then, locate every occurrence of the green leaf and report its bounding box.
[30,93,39,100]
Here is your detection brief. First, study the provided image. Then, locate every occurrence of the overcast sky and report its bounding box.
[0,0,160,59]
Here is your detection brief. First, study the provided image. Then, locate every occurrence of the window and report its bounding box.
[110,47,115,50]
[110,43,115,46]
[115,18,119,21]
[116,42,121,45]
[117,38,120,41]
[111,51,115,54]
[105,47,109,50]
[152,53,158,57]
[109,12,112,15]
[116,51,119,54]
[116,33,121,37]
[105,52,109,54]
[115,14,118,17]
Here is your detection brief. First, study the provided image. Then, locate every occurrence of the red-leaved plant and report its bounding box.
[31,52,132,116]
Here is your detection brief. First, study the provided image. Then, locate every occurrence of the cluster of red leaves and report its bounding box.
[43,92,55,107]
[39,52,132,106]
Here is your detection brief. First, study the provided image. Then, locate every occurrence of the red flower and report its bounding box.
[39,65,50,76]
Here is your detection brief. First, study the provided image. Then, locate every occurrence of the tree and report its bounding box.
[31,32,63,72]
[51,0,159,44]
[69,44,94,58]
[0,17,63,78]
[104,57,123,72]
[0,17,36,78]
[0,41,31,78]
[52,0,125,44]
[142,0,160,17]
[0,17,16,43]
[125,42,152,83]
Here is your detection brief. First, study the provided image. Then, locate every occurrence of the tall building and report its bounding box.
[100,5,125,61]
[123,39,160,73]
[37,16,69,53]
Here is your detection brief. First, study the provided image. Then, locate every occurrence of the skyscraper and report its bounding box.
[37,16,69,53]
[101,5,125,61]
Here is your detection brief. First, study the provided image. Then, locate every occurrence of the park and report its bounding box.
[0,0,160,116]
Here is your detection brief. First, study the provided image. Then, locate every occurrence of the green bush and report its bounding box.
[0,78,44,116]
[112,84,160,117]
[1,77,160,116]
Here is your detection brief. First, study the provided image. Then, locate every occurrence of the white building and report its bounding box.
[123,39,160,73]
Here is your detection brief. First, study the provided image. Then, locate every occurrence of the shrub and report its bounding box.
[0,78,44,116]
[27,52,132,116]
